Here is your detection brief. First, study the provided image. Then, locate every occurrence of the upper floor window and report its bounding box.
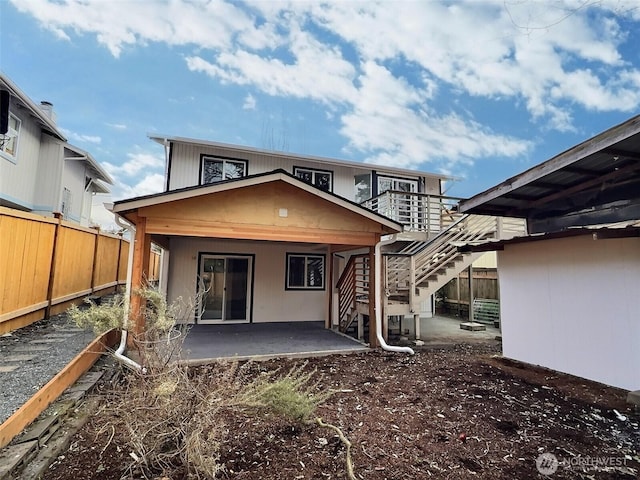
[201,156,247,184]
[0,113,21,161]
[294,167,333,192]
[354,173,371,203]
[377,176,417,194]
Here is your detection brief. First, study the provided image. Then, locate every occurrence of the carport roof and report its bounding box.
[459,115,640,232]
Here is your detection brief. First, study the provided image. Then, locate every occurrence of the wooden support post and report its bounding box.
[129,217,151,342]
[468,264,474,323]
[368,247,378,347]
[326,249,332,330]
[414,313,421,340]
[44,213,63,319]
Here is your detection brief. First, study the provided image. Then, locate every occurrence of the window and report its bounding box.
[377,176,418,194]
[293,167,333,192]
[286,253,325,290]
[0,113,21,160]
[201,156,247,184]
[61,187,72,219]
[354,173,371,203]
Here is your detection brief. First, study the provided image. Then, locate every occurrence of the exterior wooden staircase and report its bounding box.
[337,212,526,337]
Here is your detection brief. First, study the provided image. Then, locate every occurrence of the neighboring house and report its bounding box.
[0,73,112,226]
[112,136,523,346]
[459,114,640,391]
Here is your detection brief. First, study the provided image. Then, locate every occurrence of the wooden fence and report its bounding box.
[437,268,498,317]
[0,207,159,335]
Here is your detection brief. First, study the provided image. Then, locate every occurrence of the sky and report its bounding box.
[2,0,640,229]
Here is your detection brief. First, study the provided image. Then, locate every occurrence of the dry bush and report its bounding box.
[75,289,333,478]
[102,360,332,479]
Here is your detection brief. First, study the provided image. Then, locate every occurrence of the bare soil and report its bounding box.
[43,343,639,479]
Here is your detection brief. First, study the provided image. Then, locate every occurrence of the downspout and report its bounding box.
[113,214,143,371]
[375,235,415,355]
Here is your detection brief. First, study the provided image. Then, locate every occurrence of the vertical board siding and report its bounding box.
[0,208,131,332]
[93,234,121,289]
[51,223,96,302]
[0,103,42,209]
[118,241,130,283]
[168,142,434,202]
[0,211,55,315]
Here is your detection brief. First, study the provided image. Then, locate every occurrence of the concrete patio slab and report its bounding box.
[180,321,369,364]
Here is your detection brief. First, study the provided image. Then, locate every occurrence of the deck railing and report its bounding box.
[361,191,464,234]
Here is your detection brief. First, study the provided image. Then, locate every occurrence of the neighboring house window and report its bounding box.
[61,187,72,219]
[0,113,21,160]
[294,167,333,192]
[201,156,247,184]
[286,253,325,290]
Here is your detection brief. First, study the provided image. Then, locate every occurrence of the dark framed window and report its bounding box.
[293,166,333,192]
[201,155,247,184]
[286,253,325,290]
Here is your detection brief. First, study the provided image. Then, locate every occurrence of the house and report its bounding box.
[459,114,640,391]
[113,135,525,347]
[0,73,112,226]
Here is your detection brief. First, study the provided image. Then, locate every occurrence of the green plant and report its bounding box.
[239,362,333,424]
[68,294,126,335]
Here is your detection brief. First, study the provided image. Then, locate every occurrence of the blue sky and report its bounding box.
[2,0,640,227]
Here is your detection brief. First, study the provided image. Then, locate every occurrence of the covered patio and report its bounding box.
[180,321,369,364]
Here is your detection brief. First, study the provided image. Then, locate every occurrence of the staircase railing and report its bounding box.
[386,215,526,297]
[336,254,370,332]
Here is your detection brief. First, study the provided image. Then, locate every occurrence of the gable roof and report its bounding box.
[459,115,640,233]
[149,134,452,182]
[0,72,66,141]
[64,144,114,189]
[112,168,404,232]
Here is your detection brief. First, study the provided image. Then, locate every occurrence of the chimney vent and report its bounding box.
[40,101,56,123]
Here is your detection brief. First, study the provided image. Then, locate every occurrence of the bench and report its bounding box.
[473,298,500,327]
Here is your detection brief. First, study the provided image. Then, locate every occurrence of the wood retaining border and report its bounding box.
[0,329,119,450]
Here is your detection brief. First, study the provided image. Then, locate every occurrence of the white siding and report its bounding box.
[0,101,43,209]
[498,235,640,390]
[60,157,88,223]
[167,238,328,324]
[167,142,436,201]
[32,137,64,215]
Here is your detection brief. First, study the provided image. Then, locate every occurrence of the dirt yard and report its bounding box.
[43,343,639,479]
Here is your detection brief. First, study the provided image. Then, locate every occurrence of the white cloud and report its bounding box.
[11,0,640,171]
[103,152,164,178]
[106,122,127,130]
[60,128,101,144]
[242,93,256,110]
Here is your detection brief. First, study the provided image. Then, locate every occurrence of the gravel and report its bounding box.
[0,311,97,424]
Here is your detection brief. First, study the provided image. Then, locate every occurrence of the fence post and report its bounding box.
[44,213,63,319]
[90,227,100,293]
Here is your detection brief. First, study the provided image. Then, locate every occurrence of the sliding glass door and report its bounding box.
[199,255,252,323]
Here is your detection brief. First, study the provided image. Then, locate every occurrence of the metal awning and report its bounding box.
[459,115,640,233]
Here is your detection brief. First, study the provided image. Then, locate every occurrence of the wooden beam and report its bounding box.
[528,161,640,209]
[368,247,378,347]
[0,329,119,449]
[325,246,333,330]
[145,217,381,246]
[129,216,148,339]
